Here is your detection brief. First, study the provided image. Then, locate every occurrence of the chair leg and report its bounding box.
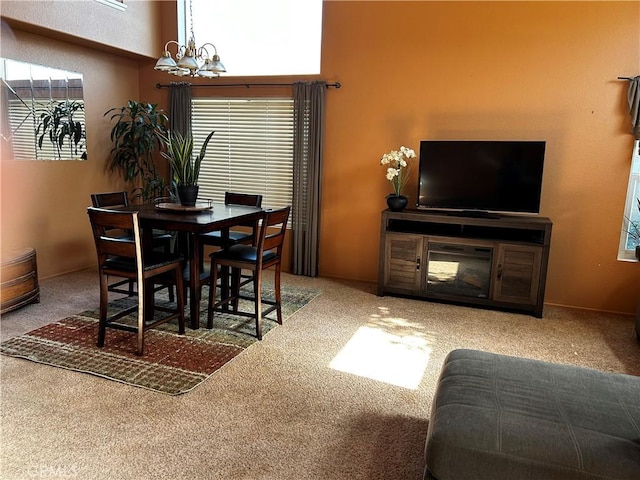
[254,270,262,340]
[137,329,145,356]
[175,266,186,335]
[275,263,283,325]
[207,259,219,329]
[231,267,241,312]
[97,273,109,348]
[165,242,176,303]
[183,284,188,309]
[140,277,158,355]
[137,280,151,356]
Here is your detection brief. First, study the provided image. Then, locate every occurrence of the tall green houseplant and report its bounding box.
[159,130,215,206]
[104,101,168,202]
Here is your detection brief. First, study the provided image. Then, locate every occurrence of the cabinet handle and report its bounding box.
[416,257,421,270]
[497,264,503,280]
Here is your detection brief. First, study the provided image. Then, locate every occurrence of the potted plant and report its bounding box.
[380,145,416,211]
[159,130,215,206]
[104,101,168,202]
[36,99,87,160]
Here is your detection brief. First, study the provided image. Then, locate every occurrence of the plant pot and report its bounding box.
[177,185,199,207]
[386,194,408,212]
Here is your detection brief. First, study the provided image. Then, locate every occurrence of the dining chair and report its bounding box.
[200,192,263,248]
[200,191,263,291]
[87,207,185,355]
[206,206,290,340]
[91,191,174,299]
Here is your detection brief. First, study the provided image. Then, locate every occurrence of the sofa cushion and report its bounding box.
[424,349,640,480]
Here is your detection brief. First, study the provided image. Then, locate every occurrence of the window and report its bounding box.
[185,0,323,76]
[618,140,640,261]
[1,58,86,161]
[94,0,126,11]
[6,95,85,160]
[192,97,294,209]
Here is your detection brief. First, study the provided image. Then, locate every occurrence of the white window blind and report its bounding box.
[6,99,39,159]
[618,140,640,261]
[192,98,294,210]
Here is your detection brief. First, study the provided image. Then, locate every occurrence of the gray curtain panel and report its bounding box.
[292,81,326,277]
[169,82,192,135]
[628,76,640,139]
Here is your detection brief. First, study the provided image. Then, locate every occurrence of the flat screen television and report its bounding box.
[417,140,546,215]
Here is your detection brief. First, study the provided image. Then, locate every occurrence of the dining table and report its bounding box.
[116,201,264,329]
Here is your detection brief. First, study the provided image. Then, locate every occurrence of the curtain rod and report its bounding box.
[156,81,341,89]
[618,76,637,80]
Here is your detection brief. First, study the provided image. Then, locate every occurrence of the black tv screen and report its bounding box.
[417,140,546,214]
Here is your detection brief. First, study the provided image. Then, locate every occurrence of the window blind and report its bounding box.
[192,98,294,209]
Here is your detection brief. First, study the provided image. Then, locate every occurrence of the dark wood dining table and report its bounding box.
[117,202,263,329]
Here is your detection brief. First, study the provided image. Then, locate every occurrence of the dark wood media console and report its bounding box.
[377,209,552,317]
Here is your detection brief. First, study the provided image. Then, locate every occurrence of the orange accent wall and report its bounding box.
[1,1,639,314]
[317,1,640,314]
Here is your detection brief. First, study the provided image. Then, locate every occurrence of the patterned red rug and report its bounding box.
[0,285,319,395]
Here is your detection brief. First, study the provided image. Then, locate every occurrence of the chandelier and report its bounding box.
[154,0,226,78]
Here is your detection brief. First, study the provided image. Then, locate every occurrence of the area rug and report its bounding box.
[0,284,320,395]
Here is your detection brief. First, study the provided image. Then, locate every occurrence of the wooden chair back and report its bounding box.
[200,192,264,252]
[225,192,263,207]
[91,191,129,208]
[256,207,290,261]
[88,207,142,275]
[225,192,263,231]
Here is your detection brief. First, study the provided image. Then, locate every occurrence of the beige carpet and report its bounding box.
[0,285,320,395]
[1,268,638,480]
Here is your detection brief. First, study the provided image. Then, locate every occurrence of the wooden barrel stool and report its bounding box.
[1,247,40,314]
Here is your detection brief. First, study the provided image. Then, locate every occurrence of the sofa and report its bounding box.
[424,349,640,480]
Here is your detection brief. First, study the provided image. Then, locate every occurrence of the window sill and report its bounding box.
[618,252,640,263]
[94,0,126,12]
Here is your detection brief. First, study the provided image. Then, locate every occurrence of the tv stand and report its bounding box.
[448,210,501,219]
[378,209,552,317]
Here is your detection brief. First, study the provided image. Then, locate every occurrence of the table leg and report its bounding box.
[188,232,201,329]
[220,227,230,312]
[141,229,156,324]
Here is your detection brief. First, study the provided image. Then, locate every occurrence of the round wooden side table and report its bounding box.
[0,247,40,315]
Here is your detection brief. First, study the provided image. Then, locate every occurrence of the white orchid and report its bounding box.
[386,167,399,181]
[380,145,416,196]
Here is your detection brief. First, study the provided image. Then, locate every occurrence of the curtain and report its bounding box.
[292,81,326,277]
[627,76,640,156]
[169,82,192,135]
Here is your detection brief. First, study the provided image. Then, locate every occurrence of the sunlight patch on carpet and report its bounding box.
[329,307,433,389]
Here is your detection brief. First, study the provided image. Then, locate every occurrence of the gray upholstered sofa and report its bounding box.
[424,349,640,480]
